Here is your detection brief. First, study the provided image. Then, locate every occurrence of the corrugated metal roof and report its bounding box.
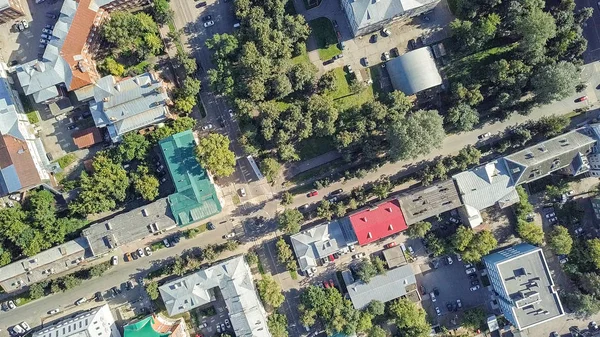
[387,47,442,95]
[344,264,417,309]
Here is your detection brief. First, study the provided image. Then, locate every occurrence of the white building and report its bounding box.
[33,304,121,337]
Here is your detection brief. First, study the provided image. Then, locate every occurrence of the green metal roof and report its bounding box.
[123,317,171,337]
[159,130,222,226]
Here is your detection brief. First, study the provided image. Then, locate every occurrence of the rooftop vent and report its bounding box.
[367,232,372,239]
[389,224,393,230]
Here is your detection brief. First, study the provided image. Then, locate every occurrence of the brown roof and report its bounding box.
[72,127,102,149]
[60,0,102,90]
[0,135,42,190]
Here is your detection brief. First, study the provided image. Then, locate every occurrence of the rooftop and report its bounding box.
[453,160,519,211]
[159,130,221,226]
[345,0,437,31]
[82,197,175,256]
[342,264,417,309]
[290,218,357,271]
[348,199,408,245]
[396,179,462,225]
[159,255,271,337]
[484,244,564,330]
[0,134,42,195]
[503,127,596,185]
[387,47,442,95]
[124,315,186,337]
[72,127,102,149]
[33,304,120,337]
[382,246,407,269]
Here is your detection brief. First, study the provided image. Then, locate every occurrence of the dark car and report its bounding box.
[370,34,378,43]
[207,222,215,230]
[171,234,181,244]
[391,47,399,57]
[330,189,343,196]
[468,273,478,280]
[322,59,334,66]
[202,14,212,21]
[111,286,120,296]
[126,281,134,290]
[408,39,416,50]
[95,291,103,302]
[332,20,338,28]
[196,1,206,7]
[433,287,439,296]
[471,280,480,286]
[46,12,57,19]
[446,302,454,311]
[218,117,226,128]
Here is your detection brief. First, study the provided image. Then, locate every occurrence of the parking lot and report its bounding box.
[0,0,63,64]
[193,290,233,336]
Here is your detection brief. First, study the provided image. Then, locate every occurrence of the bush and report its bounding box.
[26,111,39,124]
[57,154,77,169]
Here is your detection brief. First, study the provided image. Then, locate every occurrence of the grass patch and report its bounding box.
[444,43,517,82]
[183,223,207,238]
[297,136,335,160]
[327,67,374,110]
[369,65,385,97]
[291,49,310,65]
[232,194,241,205]
[56,154,76,169]
[308,18,341,60]
[27,111,40,124]
[150,241,166,251]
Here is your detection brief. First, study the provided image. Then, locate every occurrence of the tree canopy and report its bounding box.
[388,298,430,337]
[101,12,162,61]
[549,225,573,255]
[257,275,285,309]
[277,209,304,234]
[196,133,236,178]
[388,110,445,162]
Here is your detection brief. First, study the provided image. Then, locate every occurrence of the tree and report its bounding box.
[462,308,485,331]
[388,298,430,337]
[515,186,534,216]
[131,166,159,201]
[0,245,11,267]
[101,12,161,60]
[447,103,479,131]
[334,202,346,218]
[531,61,579,104]
[99,57,125,76]
[174,95,197,114]
[29,282,46,300]
[203,244,219,262]
[369,326,387,337]
[426,233,446,257]
[515,6,557,59]
[179,77,202,98]
[267,313,289,337]
[261,157,281,184]
[407,221,432,239]
[276,238,294,264]
[579,272,600,298]
[452,83,483,106]
[277,209,303,234]
[299,285,359,335]
[257,275,285,308]
[172,255,186,276]
[535,115,569,137]
[549,226,573,255]
[356,259,378,283]
[69,154,129,216]
[89,262,110,278]
[372,177,392,200]
[61,275,82,290]
[516,219,544,245]
[116,132,150,162]
[357,312,373,333]
[463,230,497,263]
[246,251,259,266]
[146,281,160,300]
[367,300,385,317]
[196,133,236,178]
[152,0,174,24]
[280,191,293,206]
[317,200,334,220]
[290,62,316,92]
[588,238,600,269]
[456,145,482,170]
[317,71,337,93]
[388,110,445,162]
[307,95,338,137]
[562,290,600,317]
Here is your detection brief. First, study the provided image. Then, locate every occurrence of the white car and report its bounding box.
[465,267,476,274]
[111,256,118,266]
[239,188,246,197]
[223,232,235,239]
[12,325,25,334]
[202,124,213,130]
[352,252,366,259]
[203,20,215,27]
[464,263,473,269]
[430,292,436,302]
[349,245,355,252]
[382,28,391,36]
[163,239,171,248]
[446,256,453,265]
[75,297,87,305]
[145,247,152,256]
[435,307,441,316]
[48,308,60,315]
[470,285,481,291]
[19,322,30,331]
[7,300,15,309]
[407,246,415,255]
[478,132,491,139]
[346,65,354,74]
[456,253,462,262]
[545,212,556,218]
[137,248,144,258]
[456,299,462,308]
[228,109,235,119]
[382,51,390,60]
[8,194,21,201]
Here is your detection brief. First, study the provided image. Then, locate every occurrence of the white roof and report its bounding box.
[387,47,442,95]
[33,305,121,337]
[159,256,271,337]
[346,0,436,31]
[290,220,352,271]
[453,160,519,211]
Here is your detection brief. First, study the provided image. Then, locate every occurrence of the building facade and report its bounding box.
[0,0,24,24]
[482,244,564,330]
[33,305,121,337]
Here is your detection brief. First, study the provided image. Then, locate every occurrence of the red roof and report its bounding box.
[349,199,408,245]
[72,127,102,149]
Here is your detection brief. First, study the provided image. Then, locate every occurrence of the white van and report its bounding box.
[233,22,240,28]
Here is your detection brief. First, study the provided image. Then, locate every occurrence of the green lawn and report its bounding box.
[26,111,39,124]
[56,154,77,169]
[326,67,374,111]
[444,43,517,83]
[308,18,341,60]
[291,49,310,65]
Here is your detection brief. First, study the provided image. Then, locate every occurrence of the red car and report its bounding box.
[323,281,330,288]
[384,242,397,249]
[308,190,319,197]
[576,96,588,102]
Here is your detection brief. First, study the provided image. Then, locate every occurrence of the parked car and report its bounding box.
[95,291,103,302]
[145,247,152,256]
[239,188,246,197]
[435,307,441,316]
[465,267,476,274]
[223,232,235,239]
[137,248,144,258]
[207,222,216,230]
[111,286,120,295]
[225,319,231,329]
[576,96,589,102]
[348,245,355,252]
[216,324,222,333]
[12,325,24,335]
[48,308,60,315]
[126,281,134,290]
[478,132,491,140]
[545,212,556,218]
[362,57,369,67]
[75,297,87,305]
[430,291,436,302]
[330,189,343,196]
[202,14,212,21]
[382,51,390,61]
[111,255,118,265]
[408,39,416,50]
[456,253,462,262]
[456,299,462,308]
[352,252,366,259]
[202,124,213,130]
[470,285,481,291]
[381,28,391,36]
[370,34,378,43]
[125,252,132,261]
[384,242,397,249]
[346,65,354,74]
[471,280,480,286]
[446,256,453,265]
[308,190,319,197]
[203,20,215,27]
[407,246,415,255]
[464,263,473,269]
[7,301,15,309]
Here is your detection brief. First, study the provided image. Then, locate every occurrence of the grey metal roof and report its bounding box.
[290,219,357,271]
[396,179,462,225]
[0,237,88,291]
[453,160,519,211]
[89,73,169,142]
[33,304,121,337]
[342,264,417,309]
[0,0,10,10]
[345,0,436,32]
[484,244,564,330]
[387,47,442,95]
[503,127,596,185]
[159,255,272,337]
[82,198,175,256]
[0,73,25,140]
